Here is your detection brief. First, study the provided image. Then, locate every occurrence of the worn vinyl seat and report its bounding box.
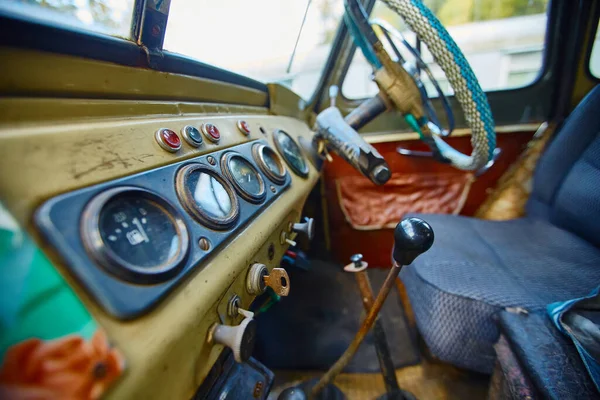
[400,85,600,374]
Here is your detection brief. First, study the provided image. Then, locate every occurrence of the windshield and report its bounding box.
[164,0,344,99]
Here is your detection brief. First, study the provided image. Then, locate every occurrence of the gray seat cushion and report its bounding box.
[400,213,600,373]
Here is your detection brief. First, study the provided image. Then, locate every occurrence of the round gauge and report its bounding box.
[252,143,287,185]
[176,163,239,230]
[221,152,266,203]
[272,129,309,178]
[81,187,189,283]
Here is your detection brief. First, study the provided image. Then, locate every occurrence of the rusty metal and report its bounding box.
[263,268,290,297]
[354,271,401,395]
[310,262,402,398]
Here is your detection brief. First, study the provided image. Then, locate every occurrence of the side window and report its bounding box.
[342,0,550,99]
[590,19,600,78]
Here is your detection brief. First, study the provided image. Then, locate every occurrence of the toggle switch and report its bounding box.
[247,263,290,296]
[280,231,297,247]
[209,308,256,363]
[291,217,315,241]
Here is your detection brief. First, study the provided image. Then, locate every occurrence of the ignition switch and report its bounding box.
[246,263,290,296]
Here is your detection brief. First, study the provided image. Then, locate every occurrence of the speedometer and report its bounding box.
[221,152,266,203]
[273,129,309,178]
[81,187,189,283]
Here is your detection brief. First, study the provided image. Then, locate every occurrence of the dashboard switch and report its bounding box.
[237,120,251,136]
[155,128,181,152]
[201,123,221,143]
[209,315,257,363]
[292,217,314,240]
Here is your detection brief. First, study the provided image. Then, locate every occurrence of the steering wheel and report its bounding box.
[312,0,496,185]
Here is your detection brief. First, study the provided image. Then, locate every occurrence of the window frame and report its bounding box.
[317,0,585,130]
[0,0,268,94]
[339,2,554,102]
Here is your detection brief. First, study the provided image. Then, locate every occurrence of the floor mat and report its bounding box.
[253,260,420,373]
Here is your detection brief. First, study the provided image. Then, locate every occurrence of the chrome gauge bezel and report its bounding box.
[252,143,287,185]
[221,152,267,204]
[176,163,240,230]
[272,129,309,178]
[80,186,190,284]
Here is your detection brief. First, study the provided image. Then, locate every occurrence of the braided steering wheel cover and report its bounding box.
[381,0,496,171]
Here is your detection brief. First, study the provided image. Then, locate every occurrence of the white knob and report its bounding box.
[292,217,314,240]
[210,316,257,363]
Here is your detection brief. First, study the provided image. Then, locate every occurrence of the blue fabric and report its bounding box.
[402,85,600,373]
[527,85,600,229]
[548,286,600,393]
[401,215,600,373]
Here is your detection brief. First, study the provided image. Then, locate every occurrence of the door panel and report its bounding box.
[323,130,535,267]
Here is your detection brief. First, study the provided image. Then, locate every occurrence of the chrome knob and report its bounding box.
[292,217,314,240]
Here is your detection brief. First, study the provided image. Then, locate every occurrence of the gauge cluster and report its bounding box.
[35,138,300,319]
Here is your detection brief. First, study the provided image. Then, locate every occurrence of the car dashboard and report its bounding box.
[0,104,320,398]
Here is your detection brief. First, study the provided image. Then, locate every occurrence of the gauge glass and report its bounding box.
[273,130,308,177]
[229,156,263,197]
[252,144,287,185]
[176,164,239,229]
[263,148,284,177]
[186,170,233,219]
[99,195,180,269]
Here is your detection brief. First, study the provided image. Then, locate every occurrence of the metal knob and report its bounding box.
[292,217,315,240]
[350,254,363,267]
[344,253,368,272]
[209,315,257,363]
[329,85,339,108]
[392,217,434,266]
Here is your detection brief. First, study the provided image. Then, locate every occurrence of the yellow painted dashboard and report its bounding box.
[0,86,320,398]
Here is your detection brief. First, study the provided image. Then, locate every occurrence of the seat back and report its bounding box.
[527,85,600,247]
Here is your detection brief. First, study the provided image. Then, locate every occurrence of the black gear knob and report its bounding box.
[392,217,434,266]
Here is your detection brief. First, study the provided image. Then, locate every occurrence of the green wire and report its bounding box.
[404,114,425,140]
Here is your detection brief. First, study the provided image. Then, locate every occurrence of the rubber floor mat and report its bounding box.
[253,260,420,372]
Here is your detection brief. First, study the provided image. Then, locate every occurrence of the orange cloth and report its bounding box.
[337,172,474,230]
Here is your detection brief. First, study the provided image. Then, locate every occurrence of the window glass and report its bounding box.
[0,0,135,39]
[343,0,549,99]
[165,0,344,99]
[590,19,600,79]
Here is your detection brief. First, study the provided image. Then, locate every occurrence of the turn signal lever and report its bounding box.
[314,87,391,185]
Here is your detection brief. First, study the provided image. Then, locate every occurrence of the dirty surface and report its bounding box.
[253,260,419,373]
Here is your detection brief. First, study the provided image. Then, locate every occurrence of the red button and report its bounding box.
[202,123,221,142]
[155,128,181,152]
[237,120,251,135]
[161,129,181,147]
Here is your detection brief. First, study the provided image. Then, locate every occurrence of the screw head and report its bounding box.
[198,237,211,251]
[207,156,217,166]
[350,254,363,266]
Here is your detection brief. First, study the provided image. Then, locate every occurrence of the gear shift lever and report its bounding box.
[393,217,434,266]
[278,218,434,399]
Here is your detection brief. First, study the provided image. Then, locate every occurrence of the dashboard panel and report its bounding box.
[0,100,319,399]
[35,140,292,319]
